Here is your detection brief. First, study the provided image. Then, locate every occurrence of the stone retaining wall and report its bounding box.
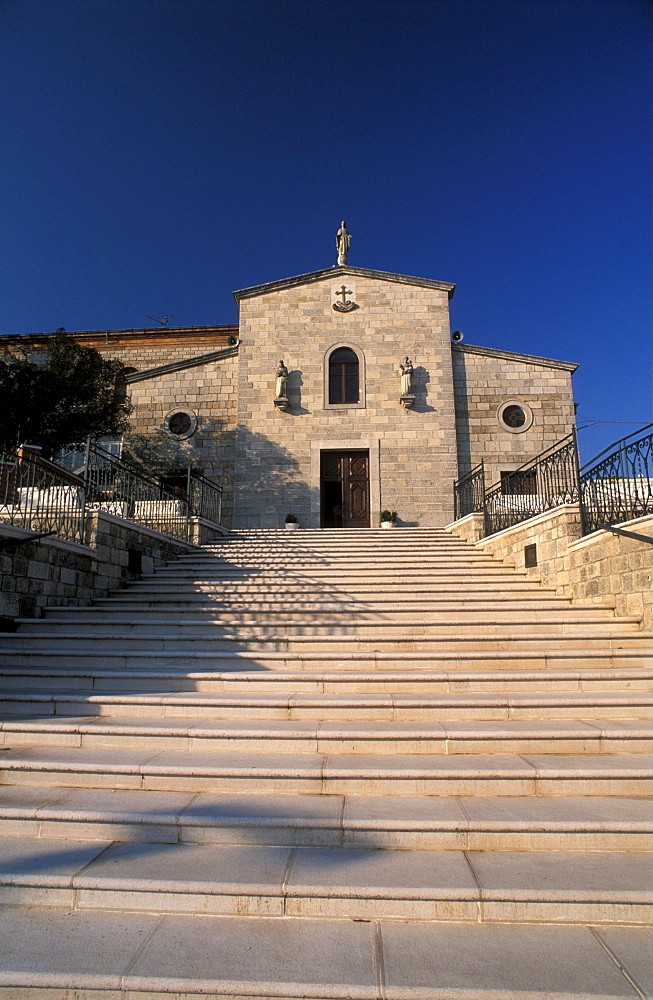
[0,512,198,625]
[446,505,652,630]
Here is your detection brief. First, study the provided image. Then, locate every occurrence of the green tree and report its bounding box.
[1,330,132,455]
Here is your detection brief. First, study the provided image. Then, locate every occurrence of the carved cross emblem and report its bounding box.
[333,285,355,313]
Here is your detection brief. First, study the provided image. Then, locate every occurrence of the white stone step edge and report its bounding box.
[0,649,649,666]
[2,689,649,709]
[1,840,650,924]
[1,748,650,783]
[1,789,650,849]
[1,717,650,759]
[0,905,648,1000]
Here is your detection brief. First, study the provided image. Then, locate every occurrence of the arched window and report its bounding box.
[328,347,359,404]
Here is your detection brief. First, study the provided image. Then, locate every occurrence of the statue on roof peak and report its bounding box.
[335,221,351,265]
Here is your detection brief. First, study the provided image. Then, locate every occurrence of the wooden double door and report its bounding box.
[320,450,370,528]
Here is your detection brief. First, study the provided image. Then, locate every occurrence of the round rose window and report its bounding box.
[164,408,197,440]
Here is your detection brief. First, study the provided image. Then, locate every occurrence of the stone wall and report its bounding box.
[0,513,196,626]
[446,505,652,629]
[234,270,458,528]
[452,344,577,487]
[445,511,485,544]
[0,327,239,529]
[565,516,652,629]
[1,327,238,371]
[124,356,239,526]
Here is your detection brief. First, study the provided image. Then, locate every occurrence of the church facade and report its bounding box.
[2,251,578,530]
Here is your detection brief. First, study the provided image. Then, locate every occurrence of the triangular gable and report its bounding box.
[233,265,455,301]
[453,342,577,372]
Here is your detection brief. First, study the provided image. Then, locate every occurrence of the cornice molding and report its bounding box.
[233,265,456,301]
[452,342,578,372]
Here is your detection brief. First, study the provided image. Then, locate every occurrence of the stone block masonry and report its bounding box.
[125,355,238,526]
[234,270,459,528]
[0,512,197,625]
[446,505,652,630]
[452,344,577,489]
[0,267,580,534]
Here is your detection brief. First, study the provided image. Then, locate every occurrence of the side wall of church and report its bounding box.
[84,332,238,526]
[1,332,239,524]
[123,357,239,526]
[234,275,458,528]
[452,346,576,489]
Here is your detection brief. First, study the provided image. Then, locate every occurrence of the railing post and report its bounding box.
[571,426,587,535]
[185,465,192,542]
[479,461,489,537]
[78,436,92,543]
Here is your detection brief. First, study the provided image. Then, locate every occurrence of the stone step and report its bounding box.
[1,715,649,755]
[164,553,507,579]
[201,547,479,557]
[218,527,456,535]
[14,614,641,635]
[1,653,648,680]
[1,633,647,656]
[1,786,649,851]
[2,687,649,721]
[1,838,650,924]
[1,904,648,999]
[201,538,478,551]
[178,540,496,552]
[24,606,624,626]
[116,578,559,593]
[149,567,530,580]
[1,746,649,796]
[198,547,487,558]
[64,596,584,612]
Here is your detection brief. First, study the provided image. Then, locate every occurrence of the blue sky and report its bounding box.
[0,0,650,462]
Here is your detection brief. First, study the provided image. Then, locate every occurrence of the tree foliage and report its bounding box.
[1,331,132,456]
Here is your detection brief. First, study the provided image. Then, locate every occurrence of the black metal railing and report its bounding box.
[453,426,653,540]
[453,463,486,520]
[483,433,581,536]
[83,441,223,542]
[0,447,86,544]
[579,425,653,535]
[188,470,223,527]
[1,440,224,546]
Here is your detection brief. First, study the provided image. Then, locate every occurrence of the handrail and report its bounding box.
[83,441,223,542]
[483,432,580,537]
[1,440,224,546]
[0,448,86,544]
[453,463,485,520]
[579,423,653,472]
[452,426,653,541]
[579,427,653,536]
[484,433,578,494]
[597,524,653,545]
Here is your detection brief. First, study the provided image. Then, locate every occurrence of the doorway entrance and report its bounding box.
[320,450,370,527]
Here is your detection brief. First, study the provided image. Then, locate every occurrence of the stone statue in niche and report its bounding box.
[274,360,290,411]
[276,360,289,398]
[400,357,414,395]
[400,356,416,409]
[335,221,351,265]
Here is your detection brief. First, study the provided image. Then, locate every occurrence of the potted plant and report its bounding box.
[380,510,397,528]
[284,512,299,530]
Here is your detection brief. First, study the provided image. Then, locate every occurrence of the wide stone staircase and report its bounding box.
[0,527,650,999]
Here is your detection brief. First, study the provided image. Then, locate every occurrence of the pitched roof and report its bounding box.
[233,265,456,301]
[453,342,578,372]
